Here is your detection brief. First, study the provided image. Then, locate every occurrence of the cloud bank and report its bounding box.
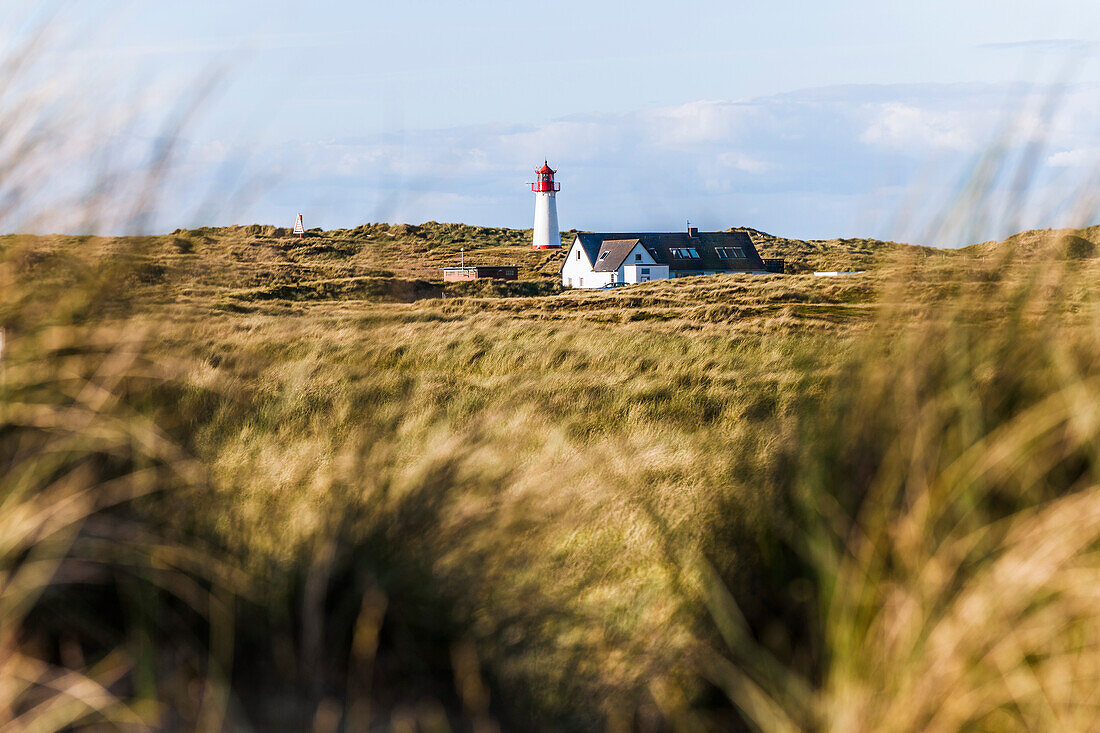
[146,82,1100,245]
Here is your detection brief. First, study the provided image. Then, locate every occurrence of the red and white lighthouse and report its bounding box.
[530,161,561,249]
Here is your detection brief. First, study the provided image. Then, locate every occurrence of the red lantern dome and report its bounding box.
[530,161,560,192]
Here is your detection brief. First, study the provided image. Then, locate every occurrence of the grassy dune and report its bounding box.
[3,223,1100,729]
[2,220,947,309]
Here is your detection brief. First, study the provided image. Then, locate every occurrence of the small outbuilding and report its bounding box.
[442,266,518,282]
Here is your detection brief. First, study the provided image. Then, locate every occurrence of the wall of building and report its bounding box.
[621,263,669,283]
[443,267,518,282]
[561,238,614,288]
[443,268,478,282]
[563,240,675,288]
[475,267,518,280]
[617,245,663,283]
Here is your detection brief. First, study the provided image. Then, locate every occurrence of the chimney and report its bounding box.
[687,220,698,238]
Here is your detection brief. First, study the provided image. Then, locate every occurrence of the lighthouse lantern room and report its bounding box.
[530,161,561,249]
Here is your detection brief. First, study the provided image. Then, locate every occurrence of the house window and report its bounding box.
[640,267,650,275]
[579,277,583,287]
[576,250,581,260]
[599,251,610,261]
[716,247,745,258]
[670,248,700,259]
[635,253,642,262]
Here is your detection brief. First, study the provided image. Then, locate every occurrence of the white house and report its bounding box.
[560,226,779,288]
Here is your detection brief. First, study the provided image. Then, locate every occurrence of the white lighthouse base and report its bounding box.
[532,191,560,249]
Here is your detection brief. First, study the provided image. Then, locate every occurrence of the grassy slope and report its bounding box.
[5,222,1100,729]
[155,302,832,726]
[158,221,942,282]
[12,221,1094,308]
[733,226,944,272]
[960,223,1100,258]
[167,221,574,284]
[135,239,1100,727]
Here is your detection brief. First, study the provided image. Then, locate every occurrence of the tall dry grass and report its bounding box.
[8,207,1099,730]
[0,10,246,729]
[679,141,1100,729]
[0,308,241,730]
[136,243,1098,729]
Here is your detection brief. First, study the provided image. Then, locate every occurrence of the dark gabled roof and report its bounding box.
[564,230,765,273]
[592,239,641,272]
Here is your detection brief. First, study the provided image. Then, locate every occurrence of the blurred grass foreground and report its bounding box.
[3,25,1100,733]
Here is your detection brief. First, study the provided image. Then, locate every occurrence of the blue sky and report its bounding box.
[5,1,1100,244]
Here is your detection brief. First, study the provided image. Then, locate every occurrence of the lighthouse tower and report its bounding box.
[530,161,561,249]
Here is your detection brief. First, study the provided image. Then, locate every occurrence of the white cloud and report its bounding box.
[716,152,770,173]
[980,39,1100,53]
[641,100,756,148]
[192,83,1100,242]
[1047,147,1100,167]
[26,82,1098,243]
[859,102,982,151]
[495,120,624,165]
